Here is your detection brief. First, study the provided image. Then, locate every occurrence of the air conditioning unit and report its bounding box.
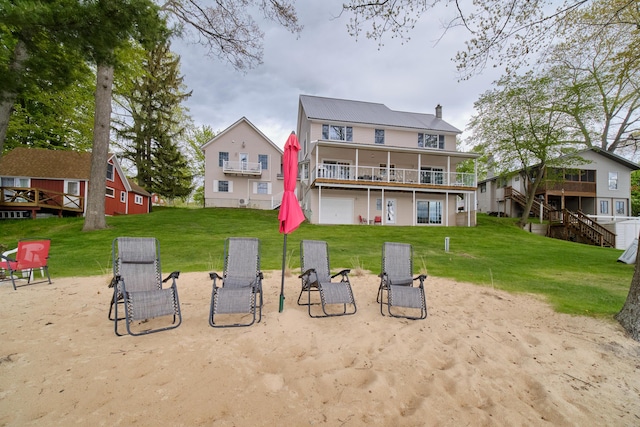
[238,198,248,207]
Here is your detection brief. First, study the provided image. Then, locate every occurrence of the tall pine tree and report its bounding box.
[114,38,193,200]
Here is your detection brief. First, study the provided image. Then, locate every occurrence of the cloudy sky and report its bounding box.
[172,1,502,149]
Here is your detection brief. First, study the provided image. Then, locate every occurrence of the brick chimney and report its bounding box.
[435,104,442,119]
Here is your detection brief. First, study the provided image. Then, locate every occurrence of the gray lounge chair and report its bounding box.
[298,240,356,318]
[110,237,181,336]
[377,242,427,319]
[209,237,263,327]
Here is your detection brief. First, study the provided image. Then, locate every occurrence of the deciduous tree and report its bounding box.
[341,0,639,79]
[467,73,577,227]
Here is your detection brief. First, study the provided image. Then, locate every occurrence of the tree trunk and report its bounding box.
[0,40,29,157]
[517,168,545,228]
[615,244,640,341]
[82,63,113,231]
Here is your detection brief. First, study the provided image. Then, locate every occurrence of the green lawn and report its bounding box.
[1,207,633,318]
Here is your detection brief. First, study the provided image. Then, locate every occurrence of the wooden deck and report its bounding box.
[0,187,84,217]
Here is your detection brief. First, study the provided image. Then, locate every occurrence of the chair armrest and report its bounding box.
[413,274,427,286]
[331,269,351,280]
[162,271,180,283]
[108,275,120,288]
[209,272,223,288]
[298,268,316,279]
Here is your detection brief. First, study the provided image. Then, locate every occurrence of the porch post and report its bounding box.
[367,187,371,224]
[318,186,322,224]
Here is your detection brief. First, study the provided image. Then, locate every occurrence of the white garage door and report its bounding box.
[320,197,354,224]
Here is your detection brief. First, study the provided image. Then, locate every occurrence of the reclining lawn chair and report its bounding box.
[110,237,181,336]
[298,240,356,318]
[0,239,51,290]
[378,242,427,319]
[209,237,263,328]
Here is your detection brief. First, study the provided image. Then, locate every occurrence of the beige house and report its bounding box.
[202,117,284,209]
[296,95,479,226]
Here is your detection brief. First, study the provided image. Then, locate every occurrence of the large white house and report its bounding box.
[295,95,479,226]
[202,117,284,210]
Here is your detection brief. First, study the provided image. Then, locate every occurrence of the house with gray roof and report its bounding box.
[296,95,479,226]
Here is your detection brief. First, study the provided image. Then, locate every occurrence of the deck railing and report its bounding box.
[312,164,475,187]
[0,187,83,211]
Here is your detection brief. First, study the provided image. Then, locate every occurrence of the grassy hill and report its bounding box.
[1,207,633,318]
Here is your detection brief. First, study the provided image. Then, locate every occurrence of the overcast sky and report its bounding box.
[172,1,502,150]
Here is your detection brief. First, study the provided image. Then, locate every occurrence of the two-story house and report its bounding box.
[296,95,479,226]
[477,148,640,249]
[0,147,151,219]
[202,117,284,209]
[478,148,639,218]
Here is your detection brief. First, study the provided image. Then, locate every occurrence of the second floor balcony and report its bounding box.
[223,160,262,175]
[310,164,476,189]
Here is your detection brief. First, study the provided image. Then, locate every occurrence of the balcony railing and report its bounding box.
[312,164,476,187]
[223,160,262,175]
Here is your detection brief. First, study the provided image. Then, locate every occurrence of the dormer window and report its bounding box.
[322,124,353,142]
[418,133,445,149]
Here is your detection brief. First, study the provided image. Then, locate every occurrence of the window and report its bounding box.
[256,182,269,194]
[66,181,79,195]
[258,154,268,170]
[2,177,29,187]
[213,180,233,193]
[219,151,229,167]
[581,170,596,182]
[106,187,115,198]
[418,133,445,149]
[420,167,444,184]
[608,172,618,190]
[565,170,579,181]
[616,201,625,215]
[600,200,609,214]
[134,195,143,205]
[376,198,382,211]
[417,200,442,224]
[120,191,126,202]
[322,124,353,142]
[480,183,486,193]
[375,129,385,144]
[106,163,114,181]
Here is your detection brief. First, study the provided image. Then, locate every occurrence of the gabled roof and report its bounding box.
[299,95,462,134]
[201,116,284,153]
[0,147,92,179]
[586,148,640,171]
[478,147,640,184]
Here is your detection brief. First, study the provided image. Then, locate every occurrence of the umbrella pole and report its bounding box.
[279,233,287,312]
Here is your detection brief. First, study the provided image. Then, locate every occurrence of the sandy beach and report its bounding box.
[1,271,639,426]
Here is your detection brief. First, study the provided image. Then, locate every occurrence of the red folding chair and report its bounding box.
[0,239,51,290]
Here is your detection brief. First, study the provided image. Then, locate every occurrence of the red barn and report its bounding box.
[0,148,150,219]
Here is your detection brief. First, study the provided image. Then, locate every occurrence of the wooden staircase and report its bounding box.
[504,186,615,248]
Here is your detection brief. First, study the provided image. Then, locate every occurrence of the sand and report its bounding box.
[1,271,639,426]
